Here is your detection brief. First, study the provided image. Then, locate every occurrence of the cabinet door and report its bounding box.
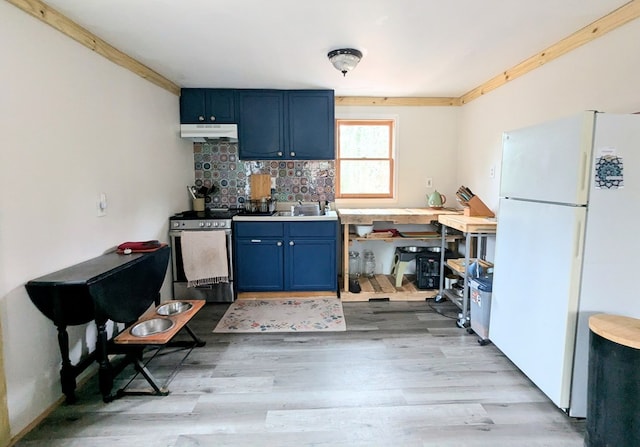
[287,90,335,160]
[180,89,236,124]
[238,90,285,159]
[204,89,236,123]
[286,239,336,291]
[180,88,207,124]
[235,238,284,291]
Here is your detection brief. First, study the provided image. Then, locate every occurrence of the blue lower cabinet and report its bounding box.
[235,221,337,292]
[286,239,336,291]
[235,238,284,291]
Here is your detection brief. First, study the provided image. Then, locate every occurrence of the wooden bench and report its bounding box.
[111,299,205,398]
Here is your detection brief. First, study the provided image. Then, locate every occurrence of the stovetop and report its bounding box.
[171,208,242,220]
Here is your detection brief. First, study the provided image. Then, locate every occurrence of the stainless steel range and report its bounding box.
[169,208,239,302]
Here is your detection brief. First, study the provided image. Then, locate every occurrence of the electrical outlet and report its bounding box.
[426,178,433,188]
[489,166,495,179]
[97,193,107,217]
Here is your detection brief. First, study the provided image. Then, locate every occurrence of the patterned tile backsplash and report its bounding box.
[193,141,335,208]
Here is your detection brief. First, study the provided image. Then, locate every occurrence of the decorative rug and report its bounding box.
[213,298,346,333]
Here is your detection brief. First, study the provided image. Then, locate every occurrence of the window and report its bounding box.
[336,119,395,198]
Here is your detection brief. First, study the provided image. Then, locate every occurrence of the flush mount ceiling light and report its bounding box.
[327,48,363,76]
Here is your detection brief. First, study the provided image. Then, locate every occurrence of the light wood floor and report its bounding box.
[15,300,585,446]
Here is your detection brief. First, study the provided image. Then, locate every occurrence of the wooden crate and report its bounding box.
[341,274,438,302]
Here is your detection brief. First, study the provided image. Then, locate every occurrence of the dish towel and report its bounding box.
[181,231,229,287]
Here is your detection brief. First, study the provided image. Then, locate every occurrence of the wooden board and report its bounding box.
[250,174,272,200]
[589,314,640,349]
[338,208,460,225]
[437,214,497,233]
[341,274,438,302]
[446,258,494,275]
[114,300,204,345]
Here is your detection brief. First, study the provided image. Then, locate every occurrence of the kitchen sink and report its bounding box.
[291,203,322,216]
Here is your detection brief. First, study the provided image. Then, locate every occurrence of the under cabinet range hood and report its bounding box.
[180,123,238,143]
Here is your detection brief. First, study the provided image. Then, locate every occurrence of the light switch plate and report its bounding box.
[97,193,107,217]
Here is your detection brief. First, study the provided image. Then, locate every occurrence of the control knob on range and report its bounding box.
[199,221,205,228]
[213,221,219,227]
[219,221,226,227]
[205,222,212,227]
[172,221,180,228]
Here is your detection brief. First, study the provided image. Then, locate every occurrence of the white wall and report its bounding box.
[0,2,194,438]
[457,19,640,213]
[456,18,640,263]
[335,106,460,208]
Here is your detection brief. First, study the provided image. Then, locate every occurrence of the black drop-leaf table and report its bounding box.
[25,246,170,402]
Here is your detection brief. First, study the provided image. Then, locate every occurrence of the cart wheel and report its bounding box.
[478,339,490,346]
[434,294,444,303]
[456,318,466,329]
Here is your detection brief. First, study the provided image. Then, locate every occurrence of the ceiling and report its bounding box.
[30,0,633,97]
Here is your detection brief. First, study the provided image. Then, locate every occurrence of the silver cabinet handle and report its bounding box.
[289,241,294,246]
[290,151,296,157]
[210,116,216,121]
[198,116,205,121]
[277,151,283,157]
[276,241,283,246]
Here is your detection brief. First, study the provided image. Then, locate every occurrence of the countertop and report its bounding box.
[437,214,498,233]
[233,210,339,222]
[337,208,459,225]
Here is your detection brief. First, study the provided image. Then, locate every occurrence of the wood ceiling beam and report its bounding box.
[7,0,181,95]
[335,96,461,107]
[8,0,640,105]
[459,0,640,105]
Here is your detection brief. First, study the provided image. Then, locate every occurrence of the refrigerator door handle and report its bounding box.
[574,219,584,259]
[579,152,588,193]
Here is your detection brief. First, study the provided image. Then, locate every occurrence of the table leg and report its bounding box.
[96,320,114,402]
[343,223,350,292]
[56,324,77,404]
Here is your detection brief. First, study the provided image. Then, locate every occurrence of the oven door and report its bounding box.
[169,228,234,302]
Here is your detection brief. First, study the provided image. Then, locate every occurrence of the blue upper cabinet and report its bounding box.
[237,90,285,159]
[288,90,335,160]
[238,89,335,160]
[180,88,236,124]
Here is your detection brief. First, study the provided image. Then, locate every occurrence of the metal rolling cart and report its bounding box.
[435,214,497,328]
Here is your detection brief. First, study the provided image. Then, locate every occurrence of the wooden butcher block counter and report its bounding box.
[337,207,460,301]
[338,208,458,225]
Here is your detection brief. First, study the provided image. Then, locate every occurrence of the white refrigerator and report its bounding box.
[490,111,640,418]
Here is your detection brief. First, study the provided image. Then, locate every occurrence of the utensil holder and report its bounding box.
[192,198,205,211]
[463,196,495,217]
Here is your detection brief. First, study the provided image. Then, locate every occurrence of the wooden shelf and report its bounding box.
[340,274,438,302]
[446,258,494,275]
[349,235,461,243]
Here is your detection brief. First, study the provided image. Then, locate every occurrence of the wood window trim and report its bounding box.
[336,119,395,199]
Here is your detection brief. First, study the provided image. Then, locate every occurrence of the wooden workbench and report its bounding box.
[437,214,498,233]
[337,207,460,301]
[436,213,497,327]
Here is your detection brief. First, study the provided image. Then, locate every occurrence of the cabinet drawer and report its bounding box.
[288,221,337,238]
[234,222,283,238]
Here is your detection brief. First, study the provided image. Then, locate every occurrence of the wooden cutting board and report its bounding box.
[250,174,271,200]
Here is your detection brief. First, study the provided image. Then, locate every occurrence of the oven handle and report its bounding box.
[169,229,231,235]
